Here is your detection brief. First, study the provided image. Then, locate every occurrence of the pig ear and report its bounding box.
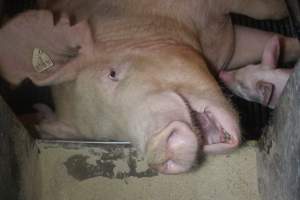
[261,36,280,69]
[0,10,93,86]
[256,81,274,106]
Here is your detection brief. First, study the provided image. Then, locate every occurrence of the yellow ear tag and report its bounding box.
[32,48,54,72]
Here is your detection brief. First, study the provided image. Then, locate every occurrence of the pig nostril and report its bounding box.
[219,71,233,83]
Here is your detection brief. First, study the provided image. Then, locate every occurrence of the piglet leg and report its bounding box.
[228,26,300,70]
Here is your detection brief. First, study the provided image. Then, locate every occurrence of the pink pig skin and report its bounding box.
[0,0,299,174]
[219,36,293,109]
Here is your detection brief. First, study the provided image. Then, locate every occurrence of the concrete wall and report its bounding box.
[257,63,300,200]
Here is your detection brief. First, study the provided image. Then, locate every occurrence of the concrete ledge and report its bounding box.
[37,140,259,200]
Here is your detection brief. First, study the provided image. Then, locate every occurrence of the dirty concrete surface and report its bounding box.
[36,141,259,200]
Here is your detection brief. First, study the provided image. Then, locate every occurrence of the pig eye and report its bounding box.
[108,69,118,81]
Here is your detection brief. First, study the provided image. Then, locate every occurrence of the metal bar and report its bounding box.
[37,139,131,145]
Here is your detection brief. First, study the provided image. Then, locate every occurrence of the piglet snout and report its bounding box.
[146,121,199,174]
[219,70,234,84]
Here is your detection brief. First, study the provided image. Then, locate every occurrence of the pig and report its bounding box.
[0,0,299,174]
[219,36,294,109]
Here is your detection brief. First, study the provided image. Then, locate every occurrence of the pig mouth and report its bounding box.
[181,95,238,150]
[145,92,239,174]
[190,109,232,145]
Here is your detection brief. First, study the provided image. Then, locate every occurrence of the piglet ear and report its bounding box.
[0,10,94,86]
[256,81,274,106]
[261,36,280,69]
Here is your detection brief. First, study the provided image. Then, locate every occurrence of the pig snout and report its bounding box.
[219,70,234,85]
[146,121,199,174]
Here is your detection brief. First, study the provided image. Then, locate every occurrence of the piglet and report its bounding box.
[219,36,293,109]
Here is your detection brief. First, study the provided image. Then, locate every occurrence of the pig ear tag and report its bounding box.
[32,48,54,73]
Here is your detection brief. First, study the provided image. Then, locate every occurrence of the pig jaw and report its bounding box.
[184,94,241,154]
[199,104,240,153]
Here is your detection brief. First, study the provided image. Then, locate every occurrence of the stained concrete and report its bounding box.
[257,62,300,200]
[36,141,259,200]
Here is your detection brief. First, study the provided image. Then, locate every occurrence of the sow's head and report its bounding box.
[0,10,241,174]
